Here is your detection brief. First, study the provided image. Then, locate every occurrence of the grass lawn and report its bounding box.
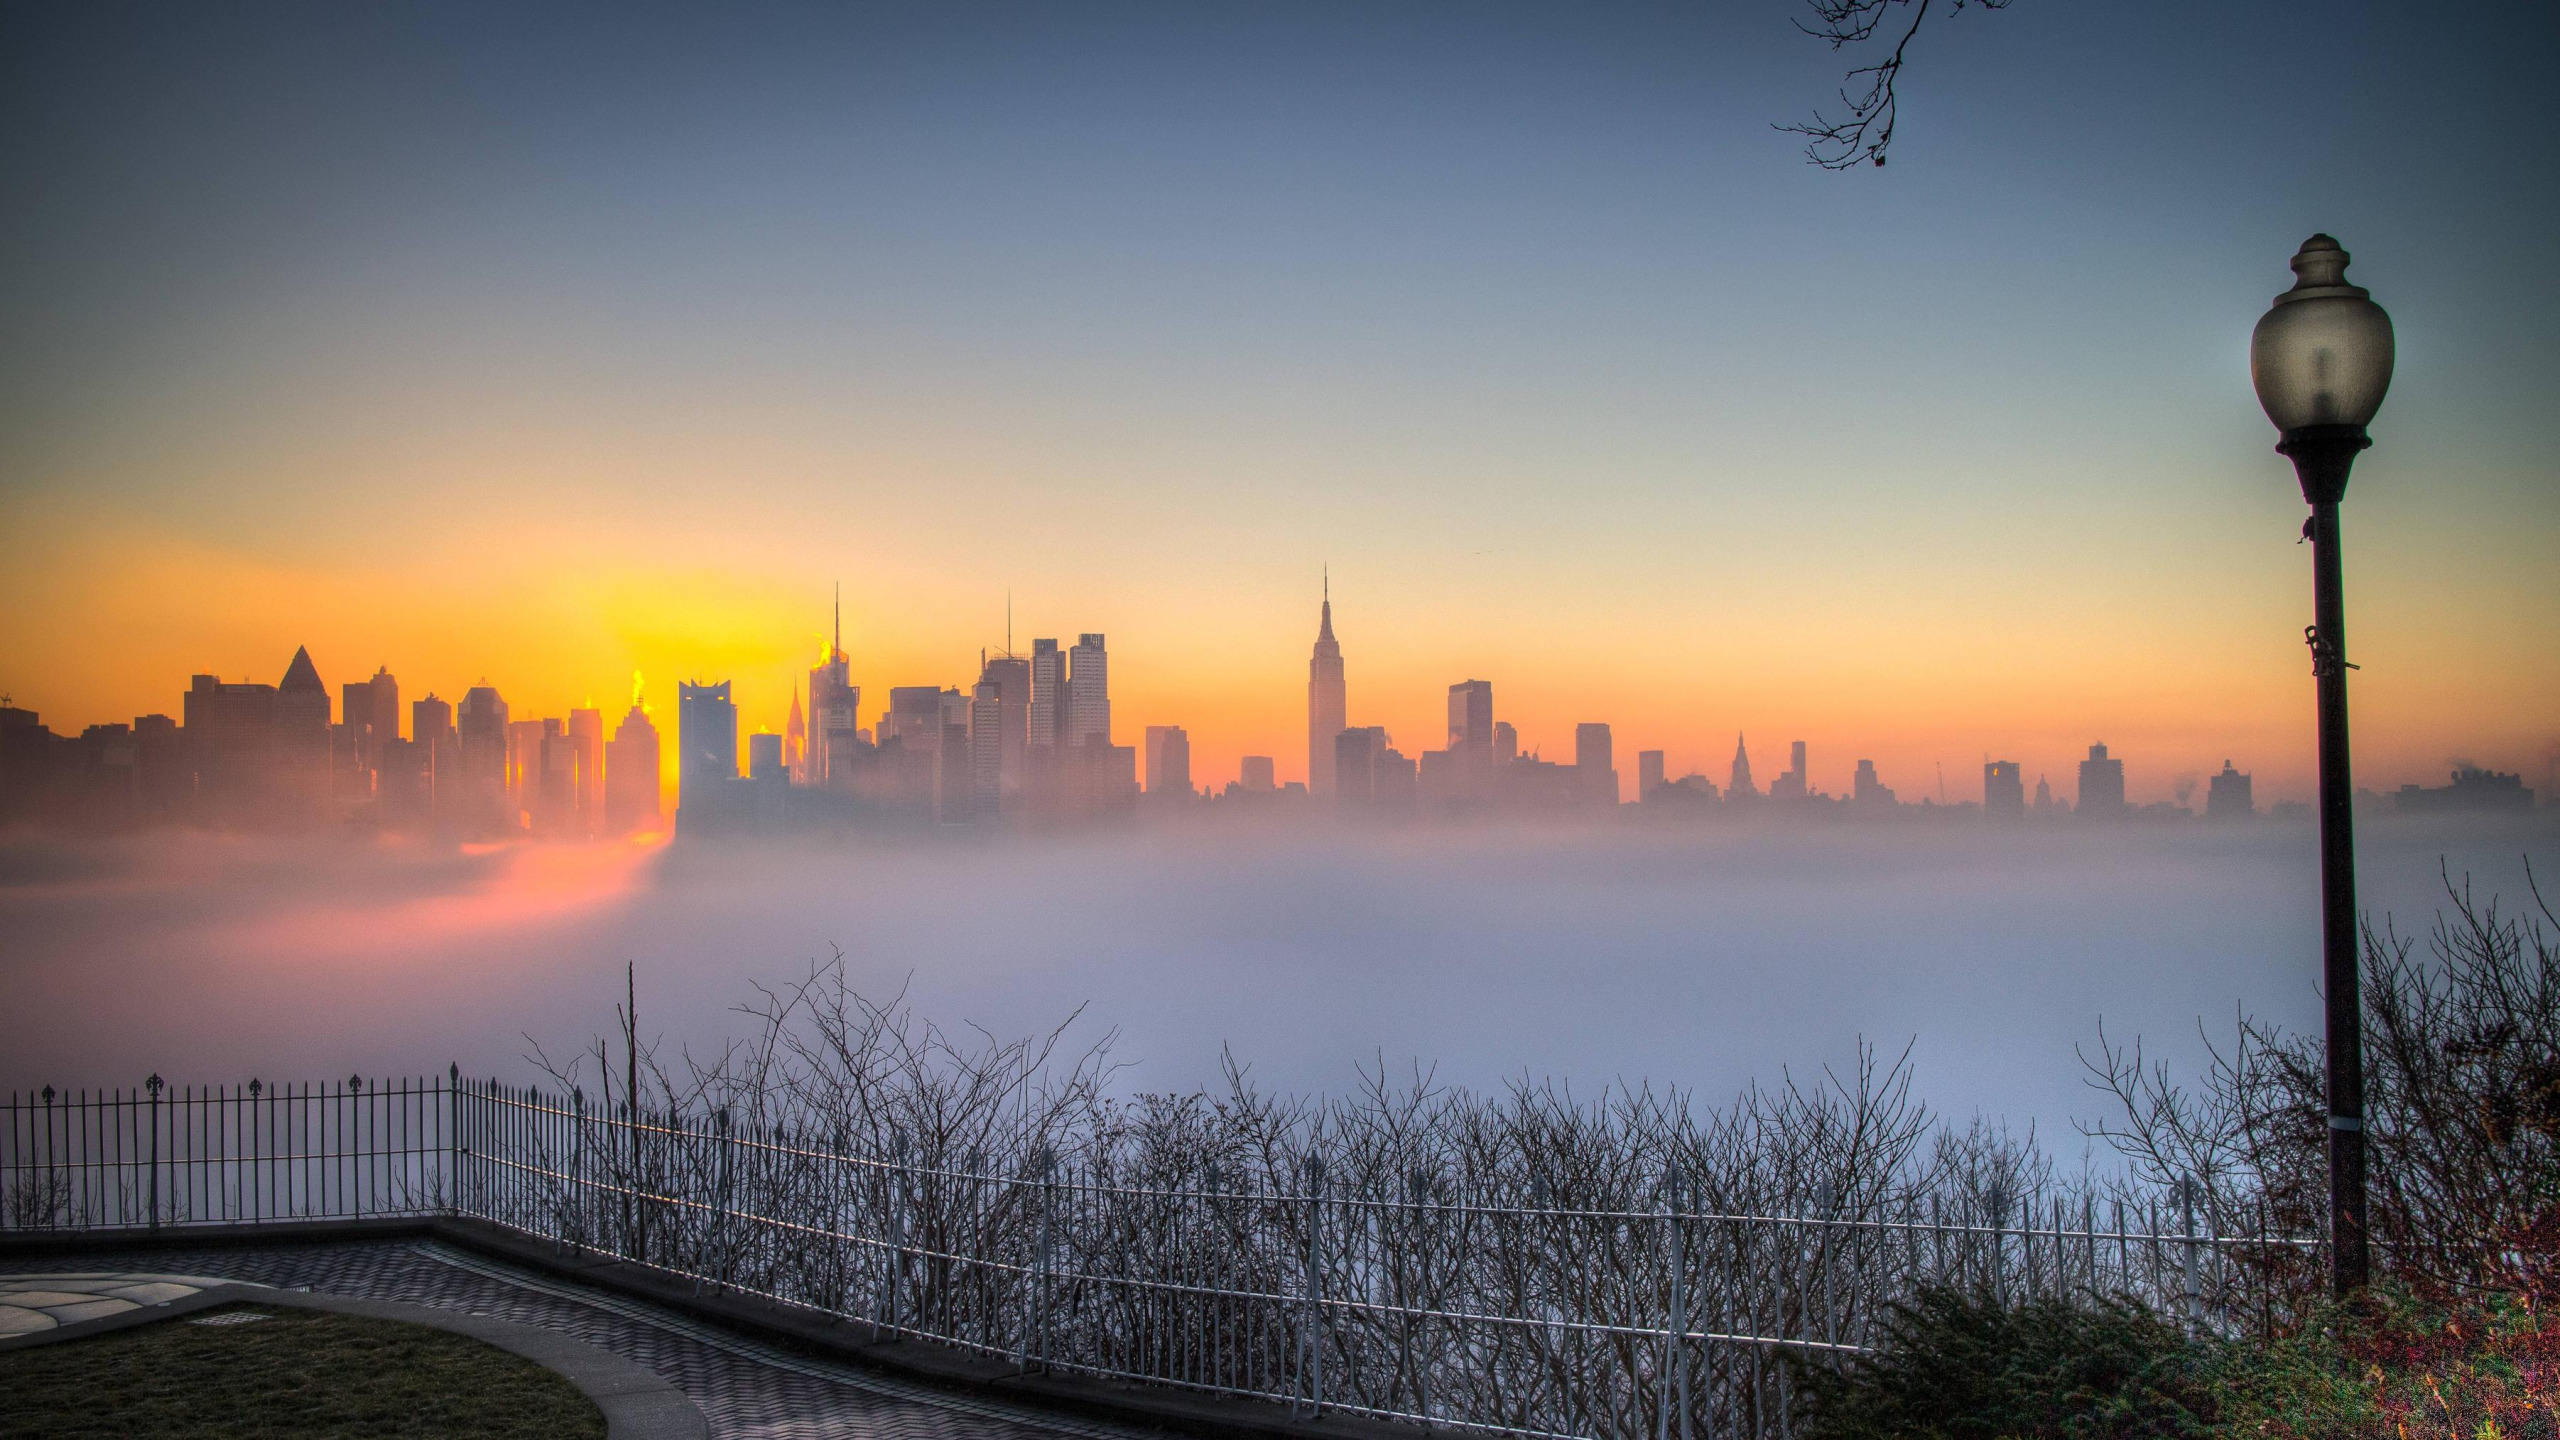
[0,1304,608,1439]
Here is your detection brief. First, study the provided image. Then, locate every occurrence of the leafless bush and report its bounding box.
[2085,866,2560,1307]
[500,950,2253,1440]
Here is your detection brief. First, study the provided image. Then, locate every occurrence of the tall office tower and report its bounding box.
[1144,726,1191,797]
[337,666,399,786]
[1239,755,1276,792]
[410,694,455,813]
[604,704,661,832]
[968,680,1005,822]
[1728,735,1757,798]
[568,708,604,833]
[1575,723,1617,804]
[784,692,806,782]
[456,685,510,828]
[1029,638,1066,752]
[2206,760,2254,820]
[1767,740,1809,800]
[809,598,858,790]
[677,681,739,815]
[2033,775,2056,812]
[1983,760,2026,818]
[536,721,585,834]
[748,731,787,780]
[1333,726,1382,804]
[1637,750,1665,799]
[274,646,332,807]
[1066,635,1111,749]
[1493,721,1518,764]
[980,652,1031,802]
[1307,578,1346,795]
[505,719,546,819]
[1447,681,1494,757]
[1853,758,1896,807]
[2077,743,2127,818]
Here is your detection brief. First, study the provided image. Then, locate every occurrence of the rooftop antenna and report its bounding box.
[1006,589,1013,658]
[832,581,841,660]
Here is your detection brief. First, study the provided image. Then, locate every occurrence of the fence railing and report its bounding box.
[2,1074,2315,1440]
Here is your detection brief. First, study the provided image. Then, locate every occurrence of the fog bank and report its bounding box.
[3,816,2551,1146]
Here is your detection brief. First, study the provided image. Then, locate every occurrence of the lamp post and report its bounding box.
[2250,233,2395,1298]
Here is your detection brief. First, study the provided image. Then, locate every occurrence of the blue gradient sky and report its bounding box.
[3,1,2554,801]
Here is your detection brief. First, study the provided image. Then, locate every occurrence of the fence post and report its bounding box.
[1660,1170,1688,1440]
[1301,1154,1327,1418]
[570,1087,586,1255]
[2178,1178,2203,1336]
[887,1130,909,1336]
[1020,1145,1055,1371]
[145,1074,162,1232]
[445,1063,461,1218]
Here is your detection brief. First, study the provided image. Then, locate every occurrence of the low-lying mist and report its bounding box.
[3,814,2550,1148]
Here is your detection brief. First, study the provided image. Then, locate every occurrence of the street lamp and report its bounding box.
[2250,233,2394,1298]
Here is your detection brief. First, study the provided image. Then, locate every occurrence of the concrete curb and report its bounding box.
[0,1279,709,1440]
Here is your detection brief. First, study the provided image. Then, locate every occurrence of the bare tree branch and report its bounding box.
[1781,0,2012,170]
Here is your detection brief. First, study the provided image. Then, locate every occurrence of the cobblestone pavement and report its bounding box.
[0,1272,248,1334]
[0,1240,1158,1440]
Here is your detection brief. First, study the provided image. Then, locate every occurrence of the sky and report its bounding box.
[2,0,2555,805]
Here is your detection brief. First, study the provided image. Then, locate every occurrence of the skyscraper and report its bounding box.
[968,679,1005,822]
[1145,725,1191,797]
[2206,760,2254,820]
[980,651,1031,803]
[1307,575,1346,795]
[2077,743,2127,818]
[1333,725,1381,804]
[1066,635,1110,750]
[1768,740,1810,801]
[1728,735,1757,798]
[1575,723,1616,804]
[809,595,859,790]
[1852,759,1896,808]
[1637,749,1665,799]
[456,684,509,830]
[1029,638,1066,751]
[1447,681,1493,757]
[1983,760,2025,818]
[677,680,739,815]
[1238,755,1276,792]
[604,703,660,832]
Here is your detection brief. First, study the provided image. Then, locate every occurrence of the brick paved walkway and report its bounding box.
[0,1240,1156,1440]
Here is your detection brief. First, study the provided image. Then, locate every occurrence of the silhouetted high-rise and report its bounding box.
[2206,760,2254,820]
[1728,735,1757,798]
[1575,723,1616,803]
[1447,681,1493,757]
[1983,760,2025,818]
[1637,750,1665,799]
[1145,725,1191,797]
[809,596,859,791]
[604,703,660,832]
[1307,576,1346,795]
[677,681,739,822]
[568,707,604,834]
[1238,755,1276,792]
[2077,743,2127,819]
[981,651,1030,805]
[1066,635,1111,749]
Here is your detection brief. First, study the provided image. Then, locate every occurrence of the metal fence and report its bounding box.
[2,1074,2313,1440]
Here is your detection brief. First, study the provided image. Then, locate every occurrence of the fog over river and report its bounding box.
[4,815,2552,1152]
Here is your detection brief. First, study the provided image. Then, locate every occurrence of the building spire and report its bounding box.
[832,582,841,660]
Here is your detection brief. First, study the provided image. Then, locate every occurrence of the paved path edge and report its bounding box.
[0,1221,1430,1440]
[0,1279,709,1440]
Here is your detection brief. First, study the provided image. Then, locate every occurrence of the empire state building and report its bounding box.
[1307,574,1346,795]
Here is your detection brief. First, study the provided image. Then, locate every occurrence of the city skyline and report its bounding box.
[2,574,2545,833]
[3,4,2553,823]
